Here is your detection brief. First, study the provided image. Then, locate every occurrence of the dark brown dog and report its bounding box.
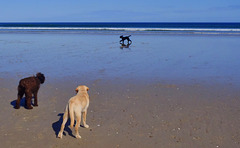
[15,73,45,109]
[120,35,132,44]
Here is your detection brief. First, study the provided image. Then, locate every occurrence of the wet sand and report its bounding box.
[0,32,240,147]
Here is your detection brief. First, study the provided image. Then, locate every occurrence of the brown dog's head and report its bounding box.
[36,72,45,84]
[75,85,89,93]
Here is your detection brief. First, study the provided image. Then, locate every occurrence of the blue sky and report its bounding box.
[1,0,240,22]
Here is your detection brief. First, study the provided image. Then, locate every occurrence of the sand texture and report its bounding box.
[0,78,240,148]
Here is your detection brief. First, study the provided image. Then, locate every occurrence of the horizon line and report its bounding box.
[1,21,240,23]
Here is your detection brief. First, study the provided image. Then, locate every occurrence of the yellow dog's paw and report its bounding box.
[76,135,81,139]
[57,133,63,139]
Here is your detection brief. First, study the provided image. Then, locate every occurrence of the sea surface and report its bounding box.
[0,22,240,86]
[0,22,240,35]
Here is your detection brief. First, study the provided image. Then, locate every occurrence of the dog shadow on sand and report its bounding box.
[11,99,75,138]
[10,97,31,109]
[52,113,75,138]
[11,97,41,109]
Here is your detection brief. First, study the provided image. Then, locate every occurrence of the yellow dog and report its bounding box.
[58,85,90,139]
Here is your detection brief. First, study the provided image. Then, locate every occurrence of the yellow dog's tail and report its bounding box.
[69,102,75,128]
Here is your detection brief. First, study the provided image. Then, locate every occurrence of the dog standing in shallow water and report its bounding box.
[120,35,132,44]
[15,73,45,109]
[58,85,90,139]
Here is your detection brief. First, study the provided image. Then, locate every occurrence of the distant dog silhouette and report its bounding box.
[120,35,132,44]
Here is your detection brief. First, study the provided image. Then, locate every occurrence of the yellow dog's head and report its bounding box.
[75,85,89,93]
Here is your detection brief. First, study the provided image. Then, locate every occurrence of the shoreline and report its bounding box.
[1,29,240,37]
[1,22,240,36]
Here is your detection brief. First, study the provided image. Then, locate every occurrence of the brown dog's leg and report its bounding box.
[82,111,89,128]
[24,93,27,106]
[15,85,24,109]
[25,91,33,109]
[33,91,38,106]
[15,93,23,109]
[75,112,81,138]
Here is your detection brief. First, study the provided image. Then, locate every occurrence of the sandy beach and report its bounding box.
[1,31,240,147]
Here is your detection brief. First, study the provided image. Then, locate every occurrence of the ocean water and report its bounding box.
[0,22,240,86]
[0,22,240,35]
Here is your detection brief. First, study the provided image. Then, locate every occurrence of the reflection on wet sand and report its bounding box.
[120,42,132,49]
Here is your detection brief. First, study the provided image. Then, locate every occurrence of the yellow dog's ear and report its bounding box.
[75,88,79,93]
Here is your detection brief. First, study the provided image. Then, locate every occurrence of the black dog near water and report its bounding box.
[120,35,132,44]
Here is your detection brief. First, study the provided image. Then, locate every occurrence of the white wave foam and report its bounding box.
[0,27,240,32]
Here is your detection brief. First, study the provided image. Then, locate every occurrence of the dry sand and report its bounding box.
[0,77,240,148]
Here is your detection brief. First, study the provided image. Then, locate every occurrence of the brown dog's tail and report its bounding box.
[69,102,75,128]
